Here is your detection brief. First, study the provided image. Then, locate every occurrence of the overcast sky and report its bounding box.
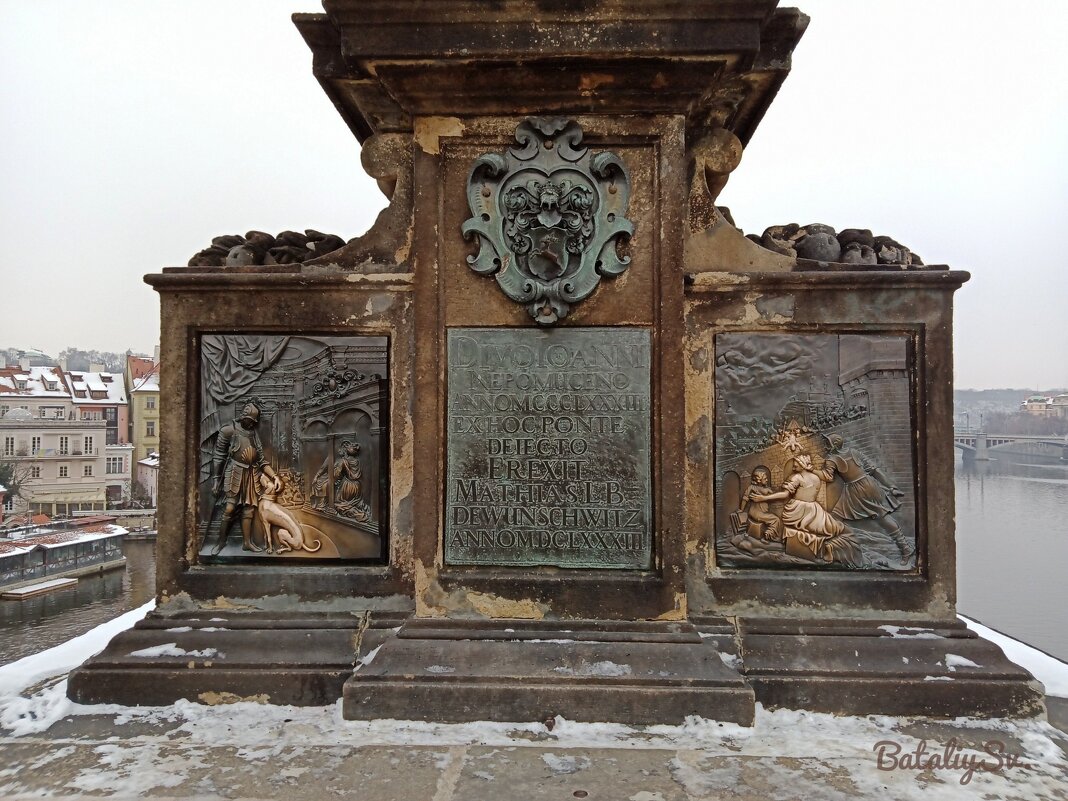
[2,1,1065,389]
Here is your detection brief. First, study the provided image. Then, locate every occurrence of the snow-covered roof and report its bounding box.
[138,452,160,468]
[64,370,127,405]
[130,373,160,393]
[0,525,127,557]
[0,366,71,399]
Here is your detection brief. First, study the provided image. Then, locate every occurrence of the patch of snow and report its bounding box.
[946,653,982,671]
[878,625,942,639]
[924,675,953,681]
[164,626,192,633]
[553,660,632,677]
[962,615,1068,697]
[902,657,909,664]
[425,665,455,674]
[523,638,575,644]
[128,644,219,659]
[353,644,382,672]
[718,651,743,670]
[541,753,591,774]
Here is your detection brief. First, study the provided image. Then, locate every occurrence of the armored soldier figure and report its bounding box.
[819,434,912,561]
[210,402,279,554]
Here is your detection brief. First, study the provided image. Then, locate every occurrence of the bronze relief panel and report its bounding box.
[196,334,388,562]
[714,332,917,571]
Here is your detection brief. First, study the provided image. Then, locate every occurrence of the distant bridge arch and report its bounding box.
[953,431,1067,461]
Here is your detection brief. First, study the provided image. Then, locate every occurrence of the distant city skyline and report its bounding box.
[2,1,1065,389]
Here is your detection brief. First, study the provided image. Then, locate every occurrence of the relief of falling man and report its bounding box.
[716,332,917,571]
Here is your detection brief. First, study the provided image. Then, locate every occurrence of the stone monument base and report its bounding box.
[69,612,1044,721]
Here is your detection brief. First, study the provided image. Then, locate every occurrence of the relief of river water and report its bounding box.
[0,452,1065,667]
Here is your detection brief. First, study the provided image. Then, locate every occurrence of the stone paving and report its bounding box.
[1,692,1066,800]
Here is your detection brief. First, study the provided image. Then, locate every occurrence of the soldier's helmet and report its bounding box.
[239,403,260,425]
[825,433,844,451]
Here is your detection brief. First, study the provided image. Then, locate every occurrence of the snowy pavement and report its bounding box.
[0,606,1066,799]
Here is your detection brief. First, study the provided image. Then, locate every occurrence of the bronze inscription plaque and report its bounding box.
[445,327,652,569]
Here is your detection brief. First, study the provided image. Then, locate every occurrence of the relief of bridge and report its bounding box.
[953,430,1068,461]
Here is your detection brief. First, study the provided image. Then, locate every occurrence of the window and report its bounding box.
[59,465,69,478]
[31,436,41,453]
[146,396,156,410]
[58,436,69,455]
[84,436,94,454]
[30,466,41,479]
[146,421,156,437]
[0,406,7,415]
[106,457,124,474]
[2,496,12,512]
[39,408,48,418]
[104,408,117,423]
[84,464,93,477]
[2,437,13,457]
[54,409,64,419]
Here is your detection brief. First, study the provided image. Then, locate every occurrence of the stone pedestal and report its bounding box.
[69,1,1044,723]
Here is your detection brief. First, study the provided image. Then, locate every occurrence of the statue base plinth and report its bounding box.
[731,616,1045,718]
[342,618,756,725]
[67,610,405,707]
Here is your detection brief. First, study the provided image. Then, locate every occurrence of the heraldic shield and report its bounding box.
[462,118,634,325]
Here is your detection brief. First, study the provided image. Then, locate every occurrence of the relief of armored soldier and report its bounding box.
[209,402,279,554]
[818,434,913,560]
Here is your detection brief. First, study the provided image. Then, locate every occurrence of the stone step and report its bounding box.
[343,619,756,725]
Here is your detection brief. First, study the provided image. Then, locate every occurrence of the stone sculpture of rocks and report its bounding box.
[746,222,922,266]
[188,229,347,267]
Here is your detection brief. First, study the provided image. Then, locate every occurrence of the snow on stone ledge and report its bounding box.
[960,615,1068,698]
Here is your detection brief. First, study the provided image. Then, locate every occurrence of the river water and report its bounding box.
[0,455,1065,666]
[0,540,156,664]
[955,451,1068,661]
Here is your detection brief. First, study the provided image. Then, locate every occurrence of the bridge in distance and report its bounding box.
[953,430,1067,461]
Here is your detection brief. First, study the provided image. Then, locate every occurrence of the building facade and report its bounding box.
[1022,393,1068,418]
[126,355,161,462]
[0,409,108,517]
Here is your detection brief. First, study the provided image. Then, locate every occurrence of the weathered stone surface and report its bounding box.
[344,619,755,725]
[68,610,406,707]
[736,617,1045,717]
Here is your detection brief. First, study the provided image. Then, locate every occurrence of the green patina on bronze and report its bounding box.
[462,118,633,325]
[445,327,652,569]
